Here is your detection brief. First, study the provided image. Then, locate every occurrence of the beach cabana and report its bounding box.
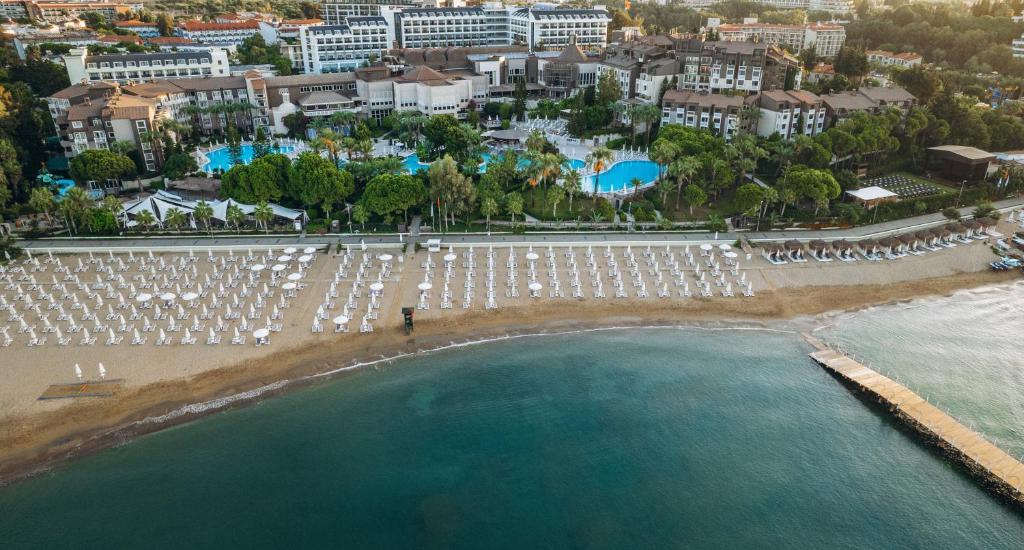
[784,240,805,262]
[808,239,831,261]
[762,243,786,264]
[831,239,854,261]
[857,239,879,260]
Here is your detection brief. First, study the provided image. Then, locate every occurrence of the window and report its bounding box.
[72,121,83,128]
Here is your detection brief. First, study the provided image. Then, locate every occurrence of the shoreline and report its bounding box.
[0,269,1019,487]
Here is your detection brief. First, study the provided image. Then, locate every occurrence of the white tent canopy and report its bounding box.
[122,191,308,227]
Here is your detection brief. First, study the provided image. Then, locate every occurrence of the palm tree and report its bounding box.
[669,157,700,210]
[657,178,674,209]
[253,201,273,233]
[539,152,565,189]
[134,209,156,232]
[29,187,56,224]
[630,177,643,196]
[193,200,214,233]
[649,140,677,181]
[59,186,93,235]
[480,197,498,230]
[226,203,245,232]
[632,103,661,145]
[165,207,187,232]
[101,195,124,228]
[563,169,582,213]
[585,146,614,196]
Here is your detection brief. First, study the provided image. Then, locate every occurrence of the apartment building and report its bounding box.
[717,23,846,58]
[299,17,389,73]
[536,44,600,98]
[675,0,851,12]
[388,7,497,49]
[675,40,766,95]
[277,18,323,41]
[175,20,263,46]
[755,89,825,139]
[867,50,922,68]
[820,85,916,125]
[321,0,422,22]
[510,6,609,51]
[47,83,165,174]
[1,0,141,21]
[62,48,231,84]
[114,19,159,38]
[660,89,745,140]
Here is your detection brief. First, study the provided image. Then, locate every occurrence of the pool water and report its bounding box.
[586,160,661,193]
[202,145,296,173]
[403,153,591,178]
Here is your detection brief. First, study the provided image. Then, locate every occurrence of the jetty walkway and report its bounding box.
[809,348,1024,504]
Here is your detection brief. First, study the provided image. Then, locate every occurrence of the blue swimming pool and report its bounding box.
[402,153,586,175]
[202,144,296,173]
[585,160,661,194]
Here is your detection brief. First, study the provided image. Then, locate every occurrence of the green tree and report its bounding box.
[734,183,765,216]
[194,200,214,233]
[69,149,135,184]
[101,194,124,228]
[162,152,198,180]
[428,155,476,231]
[28,186,56,224]
[156,12,173,36]
[134,209,156,232]
[352,202,368,230]
[226,203,245,231]
[546,184,565,217]
[596,69,623,105]
[585,146,614,196]
[253,201,273,233]
[165,207,187,232]
[480,196,499,229]
[362,173,426,224]
[505,192,524,224]
[287,151,352,213]
[669,157,701,210]
[513,79,527,121]
[682,183,706,216]
[563,169,582,213]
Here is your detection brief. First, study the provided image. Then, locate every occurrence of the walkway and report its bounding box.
[810,348,1024,503]
[17,197,1024,252]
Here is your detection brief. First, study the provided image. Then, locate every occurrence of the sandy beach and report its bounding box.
[0,226,1019,484]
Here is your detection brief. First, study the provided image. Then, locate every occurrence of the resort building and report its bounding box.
[46,82,166,175]
[1014,34,1024,59]
[62,48,231,84]
[357,65,487,120]
[676,0,852,12]
[866,50,923,68]
[675,40,766,96]
[716,23,846,58]
[321,0,424,23]
[509,6,609,51]
[754,89,826,139]
[113,20,160,38]
[385,7,500,49]
[660,89,745,140]
[299,17,389,73]
[175,20,265,46]
[820,85,916,126]
[763,44,802,91]
[277,18,324,41]
[536,43,601,98]
[0,0,141,22]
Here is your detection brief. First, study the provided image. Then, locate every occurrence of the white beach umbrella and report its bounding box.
[98,363,106,379]
[74,363,82,380]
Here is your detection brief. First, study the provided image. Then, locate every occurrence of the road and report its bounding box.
[16,197,1024,252]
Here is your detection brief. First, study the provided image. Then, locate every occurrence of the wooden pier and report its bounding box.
[809,349,1024,504]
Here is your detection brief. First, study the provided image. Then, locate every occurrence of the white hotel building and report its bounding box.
[299,17,389,73]
[717,23,846,58]
[63,48,231,84]
[509,6,609,51]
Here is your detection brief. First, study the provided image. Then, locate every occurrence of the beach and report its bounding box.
[0,228,1019,484]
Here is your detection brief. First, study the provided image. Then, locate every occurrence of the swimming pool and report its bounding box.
[585,160,661,194]
[402,153,586,175]
[202,144,296,173]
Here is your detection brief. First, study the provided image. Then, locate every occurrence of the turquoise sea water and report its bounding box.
[1,328,1022,548]
[818,280,1024,458]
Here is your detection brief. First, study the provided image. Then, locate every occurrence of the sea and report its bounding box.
[2,287,1024,548]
